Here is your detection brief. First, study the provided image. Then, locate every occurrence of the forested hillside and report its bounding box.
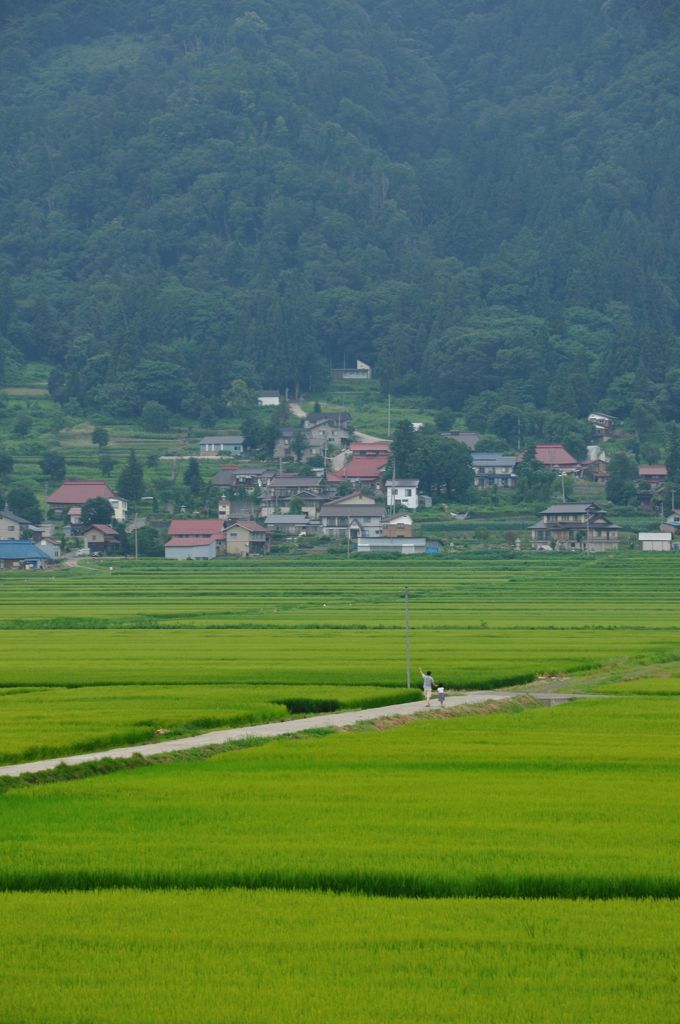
[1,0,680,441]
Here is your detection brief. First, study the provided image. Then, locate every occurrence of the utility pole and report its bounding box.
[346,525,351,559]
[404,588,411,688]
[387,392,392,439]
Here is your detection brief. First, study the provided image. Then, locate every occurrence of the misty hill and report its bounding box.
[1,0,680,445]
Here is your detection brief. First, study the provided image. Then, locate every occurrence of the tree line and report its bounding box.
[0,1,680,443]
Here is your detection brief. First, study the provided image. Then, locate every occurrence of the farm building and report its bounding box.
[199,435,244,456]
[0,540,54,569]
[330,359,371,380]
[165,537,219,560]
[357,537,426,555]
[257,391,280,406]
[638,532,672,552]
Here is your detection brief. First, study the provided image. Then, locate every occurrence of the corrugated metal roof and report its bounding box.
[0,541,53,560]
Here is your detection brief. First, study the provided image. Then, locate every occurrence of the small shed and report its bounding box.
[165,537,218,560]
[258,391,280,407]
[638,532,672,552]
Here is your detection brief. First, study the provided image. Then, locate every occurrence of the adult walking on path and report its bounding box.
[419,668,435,706]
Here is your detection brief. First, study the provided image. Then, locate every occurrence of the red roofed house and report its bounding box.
[82,523,121,555]
[326,455,389,487]
[533,444,580,473]
[638,465,668,511]
[167,519,225,539]
[165,518,227,560]
[224,520,270,556]
[638,465,668,485]
[47,481,128,522]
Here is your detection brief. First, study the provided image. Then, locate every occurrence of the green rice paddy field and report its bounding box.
[2,554,680,1021]
[1,697,680,1021]
[1,553,679,761]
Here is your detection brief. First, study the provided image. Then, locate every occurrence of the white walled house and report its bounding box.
[257,391,280,407]
[386,479,419,510]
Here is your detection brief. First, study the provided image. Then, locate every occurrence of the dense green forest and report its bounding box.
[1,0,680,444]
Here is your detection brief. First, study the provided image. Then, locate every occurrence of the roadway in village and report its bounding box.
[0,689,599,779]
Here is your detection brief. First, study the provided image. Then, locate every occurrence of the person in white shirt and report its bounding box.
[419,667,434,707]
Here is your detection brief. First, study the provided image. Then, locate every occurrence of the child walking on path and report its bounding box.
[436,684,446,707]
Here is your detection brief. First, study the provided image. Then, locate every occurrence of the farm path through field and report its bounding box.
[0,689,588,779]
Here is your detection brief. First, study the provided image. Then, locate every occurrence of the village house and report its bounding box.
[303,413,354,457]
[257,391,280,407]
[0,540,55,570]
[638,465,668,485]
[82,523,121,555]
[263,514,314,538]
[529,503,620,552]
[165,518,227,560]
[261,474,333,514]
[533,445,581,473]
[385,479,419,510]
[199,435,244,456]
[638,465,668,511]
[471,453,516,488]
[326,455,389,489]
[319,493,385,540]
[38,537,61,561]
[382,511,413,538]
[0,509,32,540]
[46,481,127,522]
[167,518,225,541]
[225,520,270,556]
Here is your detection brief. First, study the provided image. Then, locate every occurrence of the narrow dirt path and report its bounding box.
[0,692,517,778]
[0,690,604,780]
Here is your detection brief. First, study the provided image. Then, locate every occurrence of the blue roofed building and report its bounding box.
[0,540,55,569]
